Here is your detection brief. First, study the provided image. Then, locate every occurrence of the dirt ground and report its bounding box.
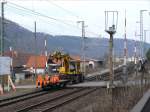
[52,68,150,112]
[51,84,150,112]
[0,88,38,100]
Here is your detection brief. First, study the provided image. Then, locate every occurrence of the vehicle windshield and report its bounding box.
[47,64,60,74]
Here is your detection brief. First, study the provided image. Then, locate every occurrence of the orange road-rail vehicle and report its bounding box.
[36,51,84,89]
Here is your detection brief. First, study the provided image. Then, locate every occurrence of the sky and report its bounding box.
[2,0,150,42]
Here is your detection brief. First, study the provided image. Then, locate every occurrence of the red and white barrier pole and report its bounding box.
[0,84,4,95]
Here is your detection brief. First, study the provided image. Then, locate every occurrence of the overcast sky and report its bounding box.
[2,0,150,42]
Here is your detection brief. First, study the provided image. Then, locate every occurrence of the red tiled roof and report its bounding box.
[26,55,47,68]
[4,51,32,67]
[4,50,81,68]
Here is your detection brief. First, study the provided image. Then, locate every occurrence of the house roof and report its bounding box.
[70,55,81,61]
[26,55,81,68]
[4,51,32,67]
[4,51,81,68]
[26,55,47,68]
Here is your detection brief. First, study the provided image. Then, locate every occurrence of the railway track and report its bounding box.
[0,63,135,112]
[16,88,96,112]
[0,88,95,112]
[86,68,123,81]
[0,89,48,107]
[86,63,135,81]
[0,89,41,102]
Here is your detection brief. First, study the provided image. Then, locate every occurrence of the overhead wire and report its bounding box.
[47,1,103,34]
[5,4,80,35]
[6,3,79,30]
[8,1,71,24]
[47,1,101,37]
[47,0,81,20]
[7,2,78,24]
[7,1,100,37]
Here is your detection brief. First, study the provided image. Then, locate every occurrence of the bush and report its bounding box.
[146,48,150,61]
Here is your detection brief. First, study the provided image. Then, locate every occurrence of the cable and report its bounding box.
[5,6,80,35]
[47,1,81,20]
[6,5,35,18]
[47,1,101,37]
[7,1,100,37]
[8,2,77,23]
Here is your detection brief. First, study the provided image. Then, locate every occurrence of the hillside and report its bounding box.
[2,18,150,59]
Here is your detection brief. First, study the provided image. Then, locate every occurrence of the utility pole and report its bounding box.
[134,32,138,76]
[105,11,118,87]
[139,10,147,93]
[0,1,6,56]
[34,21,37,79]
[123,10,128,83]
[0,1,6,92]
[144,30,146,57]
[44,36,48,70]
[77,21,86,76]
[140,10,147,59]
[144,30,150,58]
[135,21,141,60]
[105,11,118,112]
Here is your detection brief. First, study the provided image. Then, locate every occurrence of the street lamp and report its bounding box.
[105,11,118,87]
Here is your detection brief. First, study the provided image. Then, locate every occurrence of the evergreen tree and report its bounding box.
[146,48,150,61]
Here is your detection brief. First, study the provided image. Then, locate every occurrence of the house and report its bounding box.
[80,58,104,69]
[25,54,82,73]
[26,55,47,74]
[4,51,32,83]
[4,51,31,68]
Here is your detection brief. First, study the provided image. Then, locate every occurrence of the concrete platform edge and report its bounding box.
[130,89,150,112]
